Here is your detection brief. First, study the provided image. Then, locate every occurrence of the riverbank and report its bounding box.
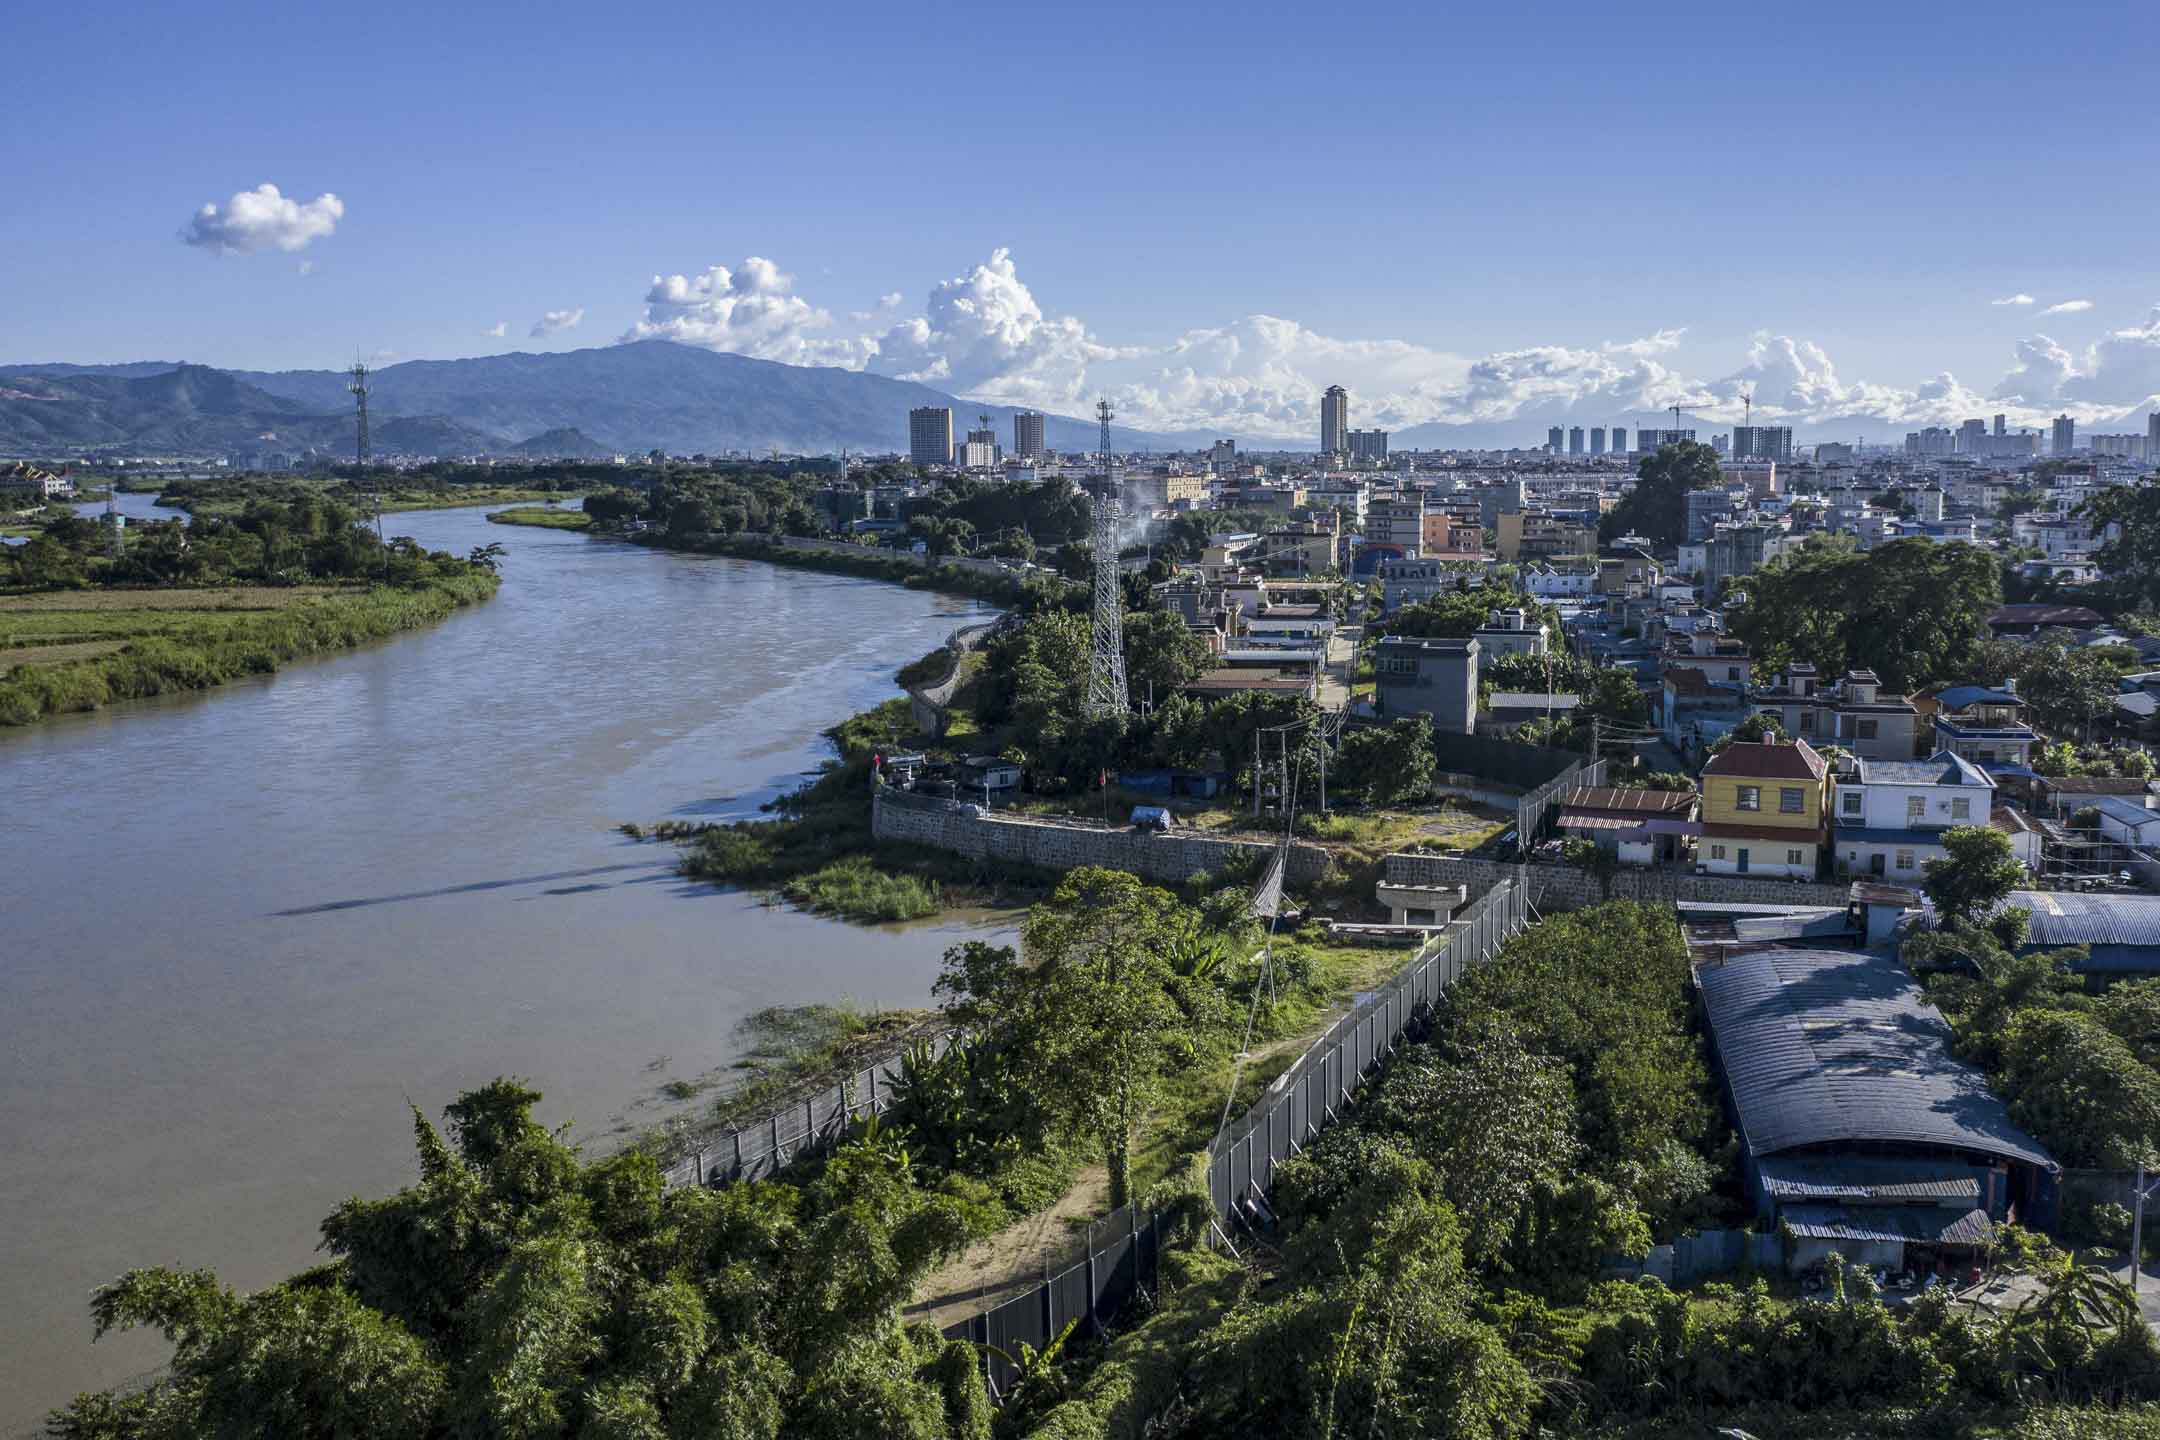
[629,529,1062,608]
[487,505,591,529]
[0,571,500,725]
[156,485,569,518]
[636,697,1058,924]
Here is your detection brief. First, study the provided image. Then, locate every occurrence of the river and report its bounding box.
[0,501,1012,1428]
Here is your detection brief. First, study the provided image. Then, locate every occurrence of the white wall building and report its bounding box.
[1831,751,2000,879]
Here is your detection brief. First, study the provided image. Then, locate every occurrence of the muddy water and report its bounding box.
[0,504,1010,1426]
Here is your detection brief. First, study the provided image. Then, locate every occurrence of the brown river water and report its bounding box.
[0,499,1012,1428]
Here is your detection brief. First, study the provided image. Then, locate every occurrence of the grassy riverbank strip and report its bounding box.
[486,505,592,529]
[629,529,1062,608]
[155,484,571,518]
[624,697,1056,924]
[0,572,500,725]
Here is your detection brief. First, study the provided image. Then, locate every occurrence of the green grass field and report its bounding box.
[0,575,498,725]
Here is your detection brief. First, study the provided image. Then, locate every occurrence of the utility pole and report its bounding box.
[2134,1162,2160,1294]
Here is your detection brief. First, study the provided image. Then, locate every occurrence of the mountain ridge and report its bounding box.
[0,342,1185,458]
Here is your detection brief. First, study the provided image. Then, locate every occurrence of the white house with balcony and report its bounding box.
[1831,751,2003,880]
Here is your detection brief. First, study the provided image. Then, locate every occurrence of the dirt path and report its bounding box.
[905,1166,1112,1330]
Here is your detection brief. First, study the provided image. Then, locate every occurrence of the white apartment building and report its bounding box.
[1522,563,1596,598]
[1832,751,2000,879]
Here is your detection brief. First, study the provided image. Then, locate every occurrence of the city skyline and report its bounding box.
[7,0,2158,444]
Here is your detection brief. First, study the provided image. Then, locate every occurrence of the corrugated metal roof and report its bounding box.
[1564,787,1698,815]
[1557,813,1635,832]
[1934,685,2020,710]
[2091,795,2160,828]
[2016,890,2160,948]
[1692,947,2056,1171]
[1782,1204,1994,1246]
[1853,752,1993,788]
[1758,1155,1985,1203]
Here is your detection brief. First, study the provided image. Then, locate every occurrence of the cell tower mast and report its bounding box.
[1085,399,1128,717]
[348,360,384,546]
[349,361,371,467]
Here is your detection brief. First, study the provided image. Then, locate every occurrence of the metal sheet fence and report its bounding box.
[1516,757,1607,850]
[941,877,1532,1399]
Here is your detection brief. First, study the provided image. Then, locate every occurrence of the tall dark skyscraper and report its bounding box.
[1547,426,1564,454]
[1321,385,1350,455]
[1012,410,1046,458]
[909,406,953,466]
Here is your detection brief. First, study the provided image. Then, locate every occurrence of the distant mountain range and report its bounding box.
[0,341,1186,460]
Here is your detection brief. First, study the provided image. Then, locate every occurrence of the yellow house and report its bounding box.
[1699,739,1830,878]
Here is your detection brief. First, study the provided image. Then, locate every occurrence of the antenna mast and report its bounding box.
[349,360,384,547]
[1086,398,1129,717]
[349,361,371,468]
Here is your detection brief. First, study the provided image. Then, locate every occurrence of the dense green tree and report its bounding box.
[2082,476,2160,611]
[1333,715,1436,806]
[2012,637,2124,738]
[1726,536,2002,691]
[1920,825,2028,927]
[1372,585,1556,641]
[1599,440,1723,547]
[1120,607,1213,703]
[1014,869,1191,1208]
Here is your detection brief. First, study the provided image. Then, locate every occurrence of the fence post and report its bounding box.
[733,1130,743,1176]
[770,1114,780,1168]
[1086,1248,1100,1336]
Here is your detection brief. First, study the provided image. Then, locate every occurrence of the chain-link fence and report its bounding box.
[941,878,1531,1399]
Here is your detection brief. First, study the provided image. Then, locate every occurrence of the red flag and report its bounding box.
[1098,769,1108,788]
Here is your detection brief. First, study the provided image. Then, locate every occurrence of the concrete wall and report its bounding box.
[1382,852,1852,911]
[873,786,1333,887]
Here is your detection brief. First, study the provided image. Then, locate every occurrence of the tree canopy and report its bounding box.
[1598,440,1723,548]
[1726,536,2002,692]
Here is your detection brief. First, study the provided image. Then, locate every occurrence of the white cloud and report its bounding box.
[878,292,904,309]
[2041,299,2095,316]
[865,248,1122,409]
[620,258,869,367]
[1991,293,2035,307]
[530,308,584,338]
[609,249,2160,439]
[183,183,344,255]
[484,322,507,338]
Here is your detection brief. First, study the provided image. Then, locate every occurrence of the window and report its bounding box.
[1799,711,1816,733]
[1857,719,1878,739]
[1842,791,1863,815]
[1728,667,1741,681]
[1951,797,1971,820]
[1780,787,1805,813]
[1787,850,1804,866]
[1736,786,1761,811]
[1711,845,1727,860]
[1896,850,1915,870]
[1907,795,1925,822]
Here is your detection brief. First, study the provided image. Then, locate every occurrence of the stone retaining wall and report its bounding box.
[873,787,1332,887]
[1381,853,1852,911]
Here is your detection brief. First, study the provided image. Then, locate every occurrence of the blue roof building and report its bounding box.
[1693,946,2056,1263]
[2013,890,2160,973]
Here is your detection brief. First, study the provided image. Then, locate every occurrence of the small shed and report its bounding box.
[958,755,1023,795]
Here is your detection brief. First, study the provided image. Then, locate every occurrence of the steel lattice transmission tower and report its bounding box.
[348,361,371,467]
[1085,399,1128,716]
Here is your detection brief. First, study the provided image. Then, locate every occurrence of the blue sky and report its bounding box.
[5,0,2157,439]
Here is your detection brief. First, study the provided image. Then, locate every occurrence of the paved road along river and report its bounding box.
[0,501,1012,1428]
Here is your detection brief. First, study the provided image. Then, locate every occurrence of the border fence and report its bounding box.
[944,877,1532,1398]
[658,1030,960,1190]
